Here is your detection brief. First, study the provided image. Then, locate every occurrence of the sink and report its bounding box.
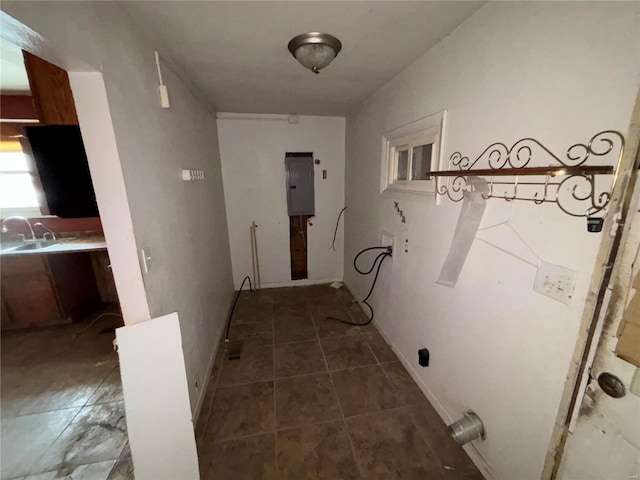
[2,237,75,253]
[11,240,60,251]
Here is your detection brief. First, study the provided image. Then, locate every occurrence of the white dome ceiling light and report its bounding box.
[287,32,342,74]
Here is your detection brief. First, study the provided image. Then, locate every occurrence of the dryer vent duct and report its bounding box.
[449,411,485,445]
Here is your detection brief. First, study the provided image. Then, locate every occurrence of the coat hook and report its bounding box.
[534,173,550,204]
[482,176,494,200]
[505,175,519,202]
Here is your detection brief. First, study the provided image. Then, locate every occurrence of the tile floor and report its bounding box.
[196,284,483,480]
[1,306,133,480]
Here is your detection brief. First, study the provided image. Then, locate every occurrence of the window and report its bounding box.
[381,111,445,195]
[0,140,42,218]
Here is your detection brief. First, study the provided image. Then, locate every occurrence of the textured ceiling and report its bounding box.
[0,36,30,94]
[123,1,484,116]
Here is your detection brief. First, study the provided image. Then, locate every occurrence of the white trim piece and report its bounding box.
[380,110,447,196]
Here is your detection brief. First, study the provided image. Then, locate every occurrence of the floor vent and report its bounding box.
[227,341,244,361]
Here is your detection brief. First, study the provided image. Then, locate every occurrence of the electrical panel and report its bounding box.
[285,155,315,216]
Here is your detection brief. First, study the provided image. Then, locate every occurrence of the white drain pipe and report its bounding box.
[250,221,261,290]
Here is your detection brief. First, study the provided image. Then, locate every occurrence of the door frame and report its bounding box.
[543,89,640,478]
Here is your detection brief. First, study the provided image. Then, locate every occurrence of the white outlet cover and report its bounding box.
[380,230,396,263]
[534,261,577,305]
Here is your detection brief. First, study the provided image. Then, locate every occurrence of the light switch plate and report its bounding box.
[534,261,577,305]
[141,247,152,273]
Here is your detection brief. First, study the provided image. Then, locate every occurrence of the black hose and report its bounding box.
[330,207,347,251]
[327,246,392,327]
[224,275,253,342]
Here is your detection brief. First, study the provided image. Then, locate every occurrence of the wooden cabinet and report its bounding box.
[1,252,101,330]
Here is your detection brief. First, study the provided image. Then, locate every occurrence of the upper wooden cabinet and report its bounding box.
[22,51,78,125]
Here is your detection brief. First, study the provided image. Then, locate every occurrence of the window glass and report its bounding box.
[411,143,433,181]
[0,152,39,208]
[396,149,408,181]
[0,173,39,208]
[1,151,30,171]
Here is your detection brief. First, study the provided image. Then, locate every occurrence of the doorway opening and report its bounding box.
[0,44,131,479]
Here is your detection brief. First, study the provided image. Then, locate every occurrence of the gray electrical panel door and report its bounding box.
[285,155,315,216]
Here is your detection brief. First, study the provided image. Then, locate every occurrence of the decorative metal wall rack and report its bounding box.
[433,130,625,223]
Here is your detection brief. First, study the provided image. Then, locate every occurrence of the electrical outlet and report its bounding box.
[534,261,577,305]
[380,230,396,263]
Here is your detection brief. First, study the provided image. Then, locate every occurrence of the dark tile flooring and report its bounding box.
[196,284,483,480]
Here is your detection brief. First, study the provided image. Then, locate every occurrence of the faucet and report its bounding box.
[1,216,36,241]
[32,222,57,241]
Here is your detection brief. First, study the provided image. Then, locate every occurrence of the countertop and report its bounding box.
[0,235,107,257]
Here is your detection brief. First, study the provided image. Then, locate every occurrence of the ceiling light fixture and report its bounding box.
[287,32,342,74]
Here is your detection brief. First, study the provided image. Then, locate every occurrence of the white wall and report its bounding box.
[218,114,345,289]
[0,2,234,417]
[344,3,640,480]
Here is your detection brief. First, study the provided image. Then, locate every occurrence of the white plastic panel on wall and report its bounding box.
[116,313,200,480]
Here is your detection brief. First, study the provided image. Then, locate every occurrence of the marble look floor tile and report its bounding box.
[407,402,482,478]
[312,313,374,338]
[331,365,401,417]
[303,285,352,306]
[233,303,273,325]
[346,409,442,480]
[228,320,274,347]
[207,381,275,440]
[320,335,378,370]
[380,362,425,406]
[277,420,360,480]
[201,433,277,480]
[273,315,317,344]
[33,402,128,475]
[273,303,309,316]
[106,443,134,480]
[217,345,274,386]
[87,367,123,405]
[367,333,397,363]
[24,460,117,480]
[195,378,218,444]
[2,362,115,418]
[1,408,80,479]
[274,340,327,378]
[275,373,341,429]
[271,287,308,306]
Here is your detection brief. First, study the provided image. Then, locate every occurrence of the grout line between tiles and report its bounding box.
[272,308,278,476]
[313,299,365,480]
[216,359,396,388]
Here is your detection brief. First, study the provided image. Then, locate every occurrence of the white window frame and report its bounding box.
[380,110,446,196]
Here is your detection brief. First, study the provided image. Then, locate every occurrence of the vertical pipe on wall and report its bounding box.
[250,221,261,290]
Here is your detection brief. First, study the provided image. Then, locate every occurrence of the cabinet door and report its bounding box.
[1,299,11,330]
[1,274,63,328]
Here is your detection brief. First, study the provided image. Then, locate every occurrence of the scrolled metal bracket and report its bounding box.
[433,130,624,220]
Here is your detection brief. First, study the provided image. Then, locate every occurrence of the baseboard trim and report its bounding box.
[192,292,233,422]
[250,277,342,289]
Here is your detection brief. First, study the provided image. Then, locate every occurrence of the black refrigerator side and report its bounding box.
[25,125,99,218]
